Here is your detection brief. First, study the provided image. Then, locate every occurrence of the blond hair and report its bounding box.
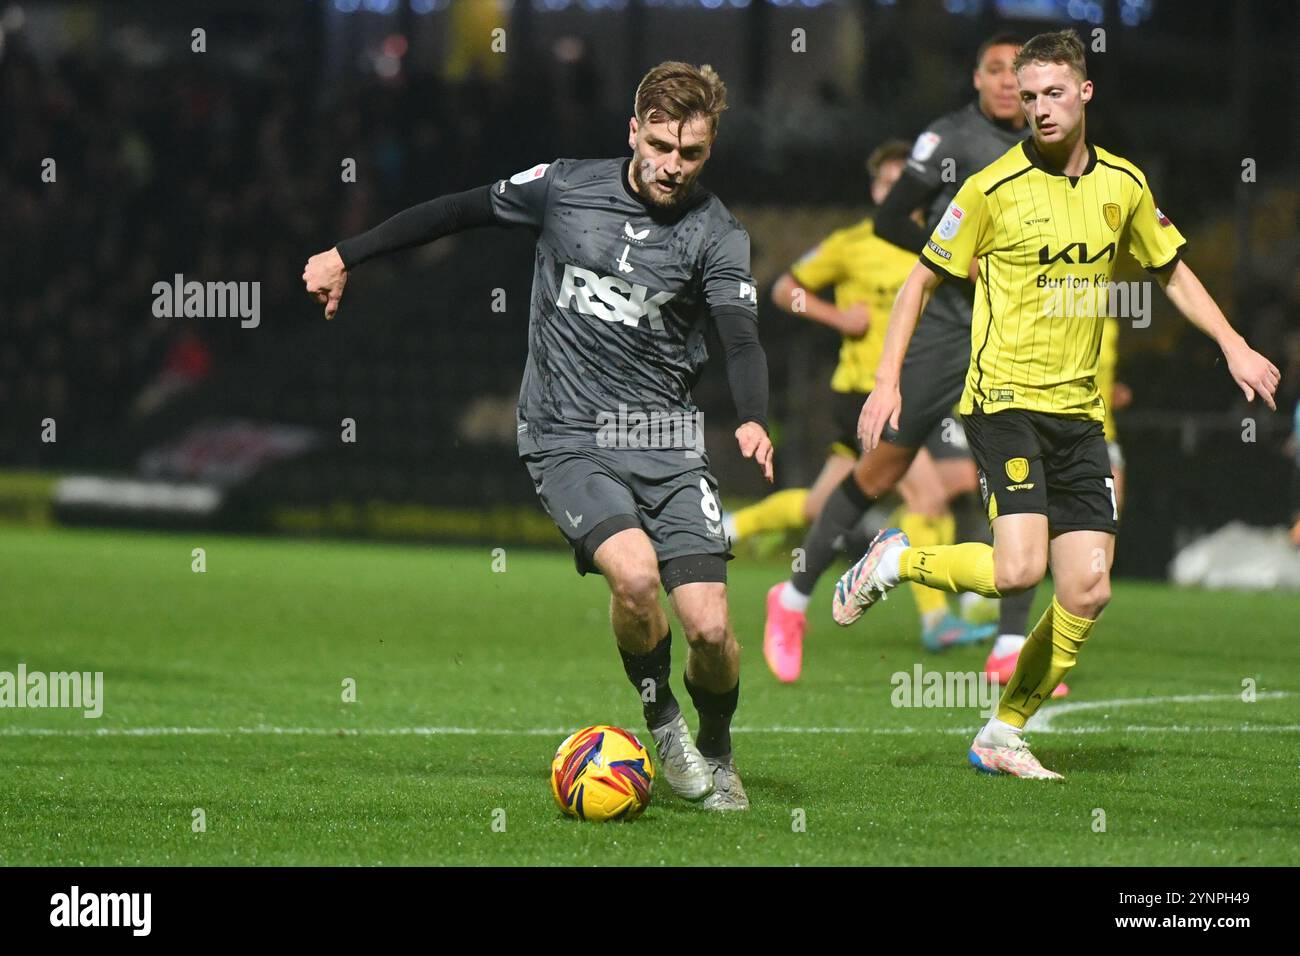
[1014,29,1088,81]
[634,61,728,138]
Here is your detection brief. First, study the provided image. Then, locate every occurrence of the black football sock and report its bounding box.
[684,673,739,759]
[619,630,681,731]
[999,585,1036,636]
[790,475,874,596]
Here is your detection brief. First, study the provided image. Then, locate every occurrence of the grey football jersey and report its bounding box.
[490,158,758,455]
[905,102,1029,328]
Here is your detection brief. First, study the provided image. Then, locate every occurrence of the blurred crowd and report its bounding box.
[1,26,1297,472]
[0,33,625,463]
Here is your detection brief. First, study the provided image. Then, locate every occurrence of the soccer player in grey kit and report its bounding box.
[303,62,771,810]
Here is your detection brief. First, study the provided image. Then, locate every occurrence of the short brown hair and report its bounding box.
[1014,29,1088,81]
[634,61,728,138]
[866,139,911,179]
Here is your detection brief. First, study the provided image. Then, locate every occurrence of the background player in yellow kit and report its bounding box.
[836,29,1280,779]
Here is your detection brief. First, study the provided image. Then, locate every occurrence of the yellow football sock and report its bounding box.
[732,488,810,541]
[898,512,948,619]
[996,596,1094,728]
[898,542,1000,598]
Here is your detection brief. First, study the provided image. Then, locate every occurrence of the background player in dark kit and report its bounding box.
[302,62,771,811]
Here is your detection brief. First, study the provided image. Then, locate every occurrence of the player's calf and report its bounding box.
[1048,528,1115,620]
[669,578,742,805]
[670,579,738,676]
[615,616,715,802]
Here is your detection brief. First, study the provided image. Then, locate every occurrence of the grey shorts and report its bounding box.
[882,317,972,451]
[522,444,732,583]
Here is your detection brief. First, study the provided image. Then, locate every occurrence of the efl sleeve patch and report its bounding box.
[936,202,964,241]
[508,163,551,186]
[911,131,941,163]
[491,160,557,229]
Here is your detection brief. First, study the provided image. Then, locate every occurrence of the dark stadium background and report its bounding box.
[2,0,1297,578]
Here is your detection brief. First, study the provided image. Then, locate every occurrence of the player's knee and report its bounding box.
[857,470,899,502]
[855,451,910,497]
[1057,573,1110,619]
[1077,577,1111,618]
[1093,577,1112,610]
[994,553,1046,593]
[609,568,661,619]
[682,613,729,653]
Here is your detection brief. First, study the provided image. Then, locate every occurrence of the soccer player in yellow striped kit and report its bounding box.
[834,29,1281,779]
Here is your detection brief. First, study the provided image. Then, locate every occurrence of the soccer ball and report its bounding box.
[550,724,655,822]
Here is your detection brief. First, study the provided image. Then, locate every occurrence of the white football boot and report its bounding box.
[700,755,749,811]
[649,712,714,801]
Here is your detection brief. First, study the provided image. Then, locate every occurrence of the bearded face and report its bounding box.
[627,113,713,210]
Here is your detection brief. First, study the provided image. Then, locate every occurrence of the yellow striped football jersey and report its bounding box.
[792,218,919,394]
[921,140,1185,421]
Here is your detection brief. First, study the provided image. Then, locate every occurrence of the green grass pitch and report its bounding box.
[0,526,1296,866]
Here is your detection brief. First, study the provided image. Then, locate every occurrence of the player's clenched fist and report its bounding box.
[736,421,774,483]
[858,381,901,453]
[302,247,348,320]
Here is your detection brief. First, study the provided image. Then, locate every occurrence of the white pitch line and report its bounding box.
[1026,690,1292,733]
[0,692,1293,739]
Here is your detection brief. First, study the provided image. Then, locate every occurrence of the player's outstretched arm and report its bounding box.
[1158,260,1281,410]
[302,185,498,320]
[859,260,942,451]
[714,308,774,483]
[770,272,869,337]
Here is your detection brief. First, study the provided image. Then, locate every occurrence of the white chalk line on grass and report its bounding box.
[1026,690,1291,733]
[0,692,1293,738]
